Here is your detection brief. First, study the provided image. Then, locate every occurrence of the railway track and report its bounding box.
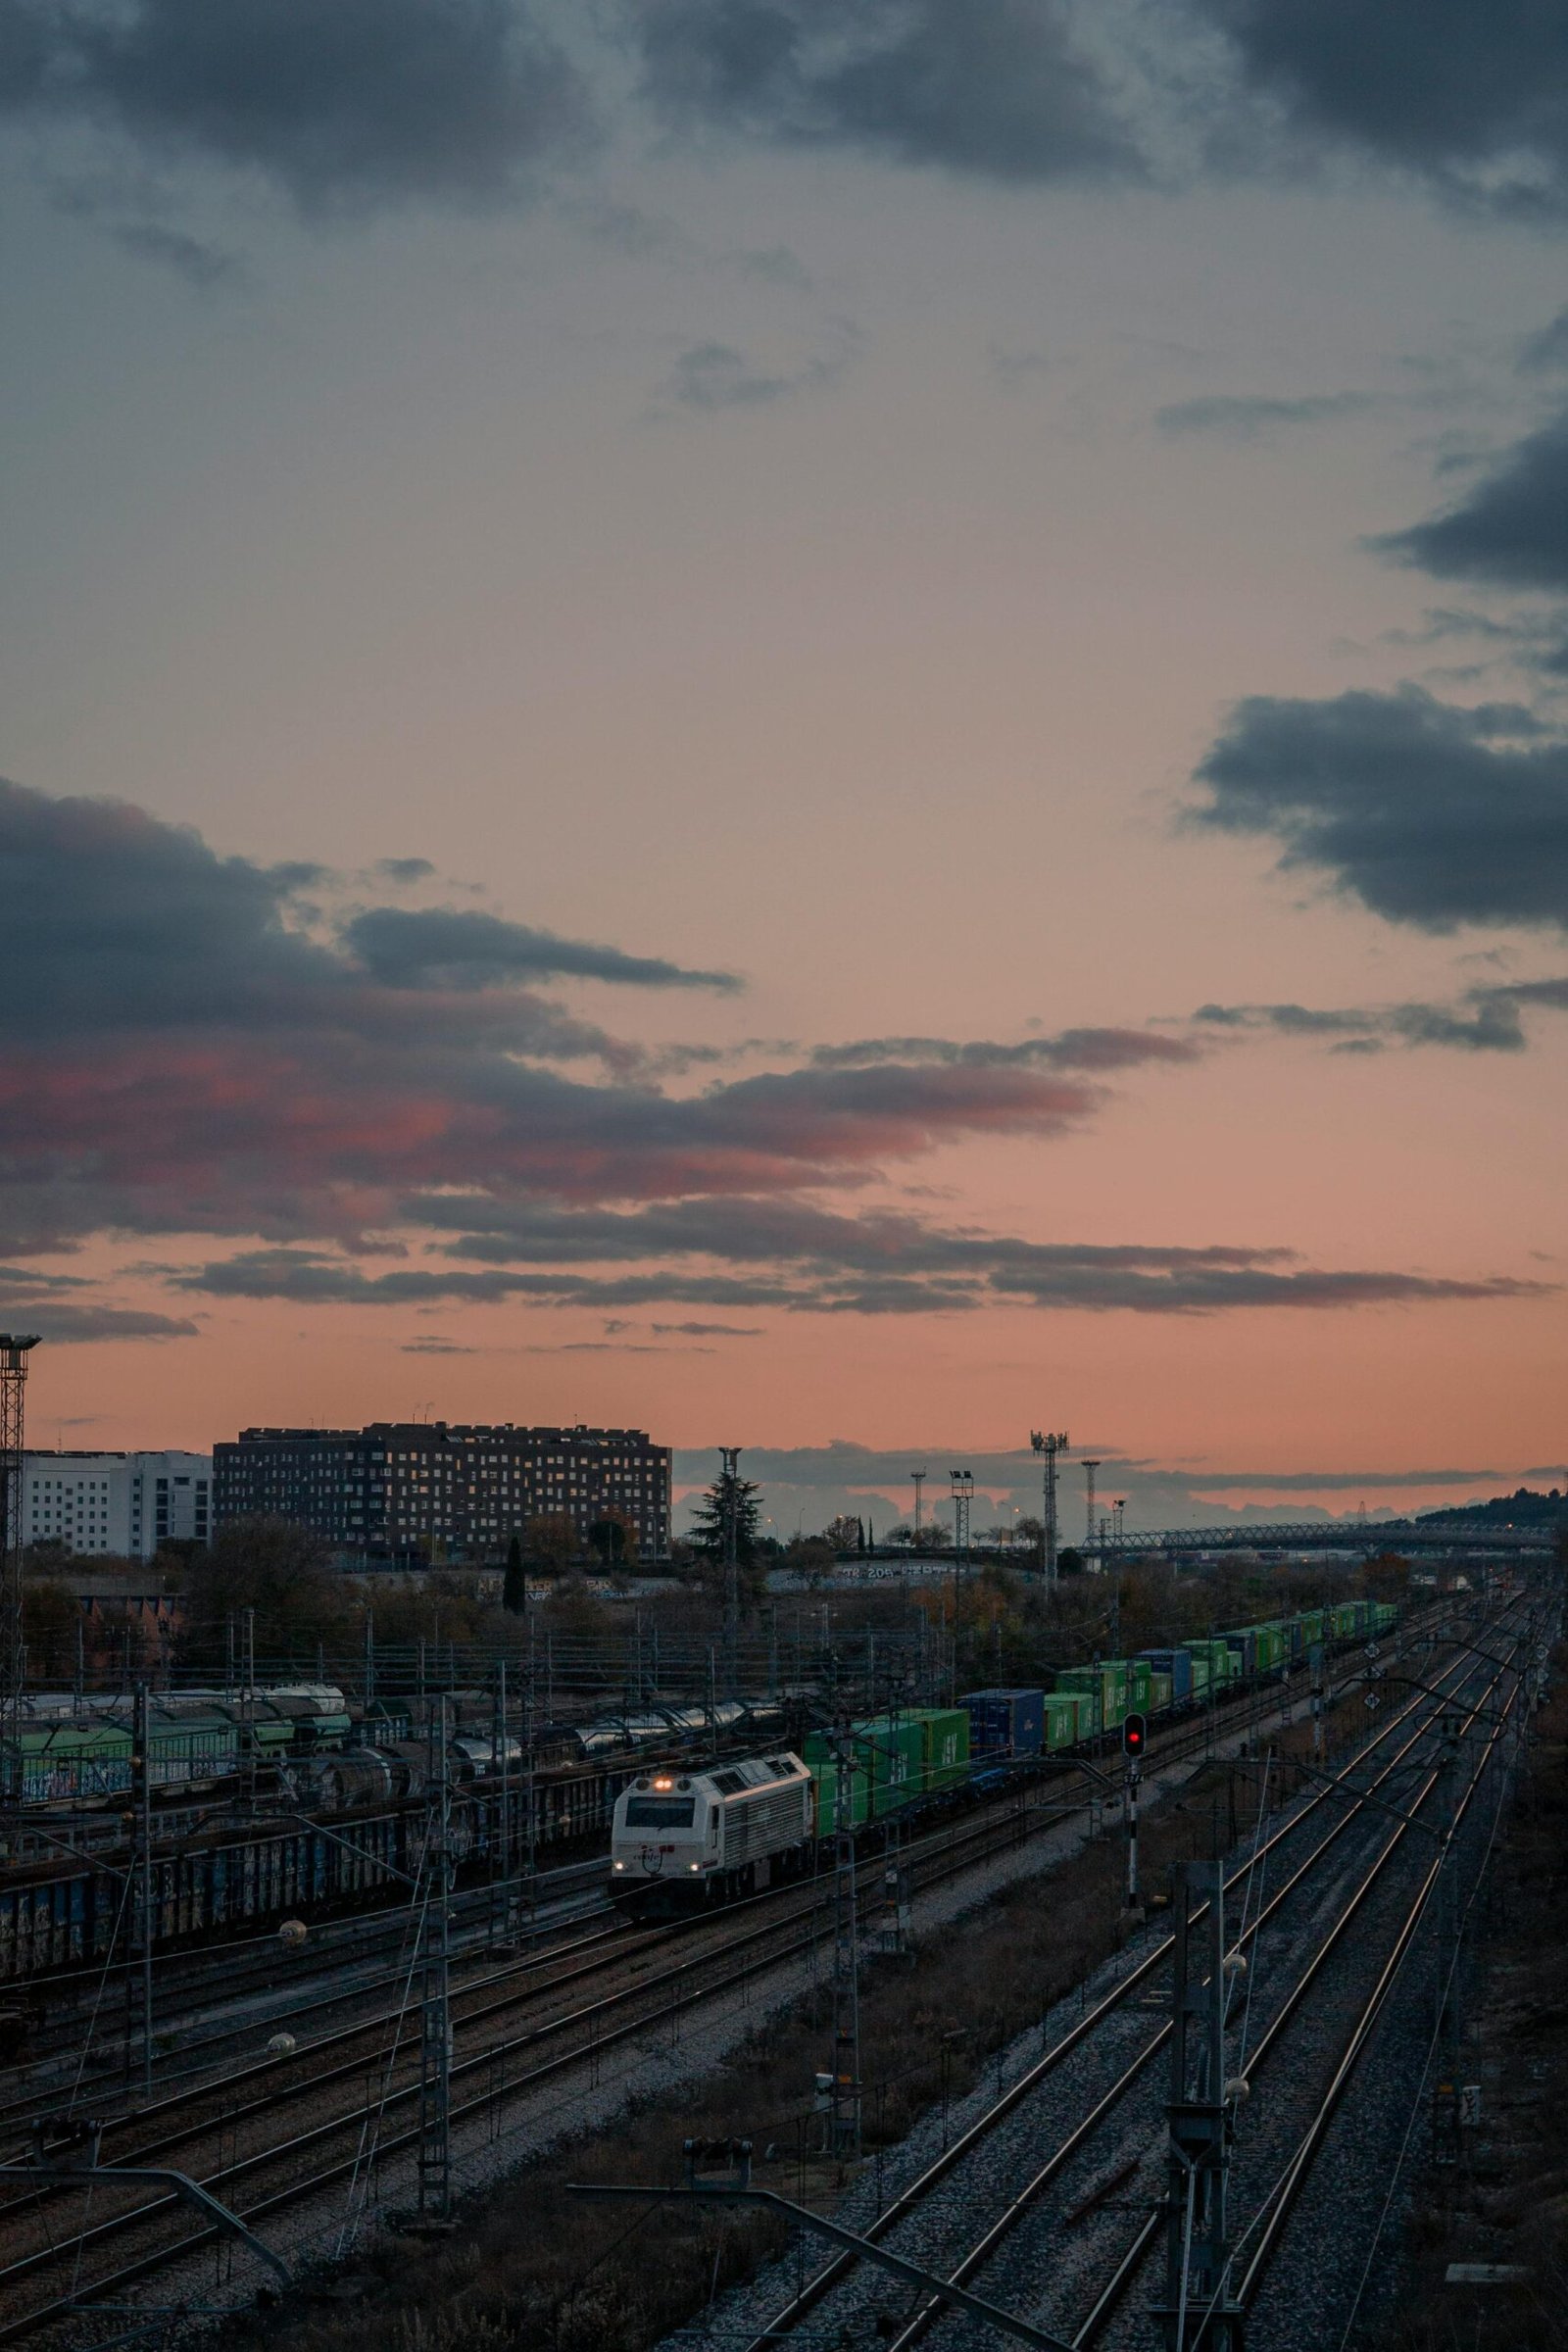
[0,1606,1460,2340]
[1,1619,1406,2126]
[696,1603,1531,2352]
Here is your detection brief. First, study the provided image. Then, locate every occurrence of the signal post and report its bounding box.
[1123,1712,1148,1914]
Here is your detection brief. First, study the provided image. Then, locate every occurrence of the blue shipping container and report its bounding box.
[1225,1630,1257,1677]
[1137,1648,1193,1701]
[964,1688,1046,1758]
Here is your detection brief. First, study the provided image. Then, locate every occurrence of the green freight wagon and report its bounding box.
[1042,1693,1082,1750]
[855,1714,926,1816]
[1251,1623,1288,1673]
[907,1707,970,1792]
[1126,1659,1152,1712]
[1182,1647,1211,1697]
[3,1720,132,1805]
[1186,1639,1236,1687]
[1147,1671,1174,1714]
[1055,1663,1127,1734]
[803,1736,872,1834]
[1051,1683,1101,1738]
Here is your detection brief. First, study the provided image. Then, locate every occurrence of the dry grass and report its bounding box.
[223,1685,1370,2352]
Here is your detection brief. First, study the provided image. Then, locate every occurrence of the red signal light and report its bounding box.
[1122,1712,1148,1758]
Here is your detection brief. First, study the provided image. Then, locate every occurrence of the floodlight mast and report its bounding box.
[0,1336,40,1720]
[1029,1430,1069,1588]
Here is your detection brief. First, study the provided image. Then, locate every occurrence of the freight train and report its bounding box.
[0,1690,788,1984]
[609,1600,1398,1911]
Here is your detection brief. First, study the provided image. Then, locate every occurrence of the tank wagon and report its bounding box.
[0,1690,790,1984]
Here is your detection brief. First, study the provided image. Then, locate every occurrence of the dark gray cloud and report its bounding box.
[0,0,590,212]
[809,1027,1200,1072]
[1378,408,1568,591]
[0,776,1120,1262]
[0,775,718,1050]
[1193,977,1568,1053]
[1200,0,1568,214]
[0,1296,198,1342]
[108,220,245,286]
[173,1220,1545,1320]
[635,0,1137,182]
[1156,391,1377,441]
[1519,310,1568,375]
[650,1320,763,1336]
[660,338,847,412]
[342,906,738,992]
[1191,687,1568,931]
[8,776,1541,1338]
[375,857,438,885]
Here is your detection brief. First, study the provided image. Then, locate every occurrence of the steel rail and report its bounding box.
[0,1721,1242,2328]
[0,1621,1381,2170]
[0,1610,1464,2336]
[869,1632,1520,2352]
[1232,1667,1526,2310]
[1071,1627,1523,2342]
[717,1610,1498,2352]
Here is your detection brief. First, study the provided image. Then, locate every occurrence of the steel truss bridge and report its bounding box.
[861,1518,1556,1564]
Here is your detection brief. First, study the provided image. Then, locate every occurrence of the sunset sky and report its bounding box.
[2,0,1565,1531]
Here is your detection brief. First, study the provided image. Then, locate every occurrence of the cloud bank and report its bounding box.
[0,0,589,211]
[0,778,1542,1338]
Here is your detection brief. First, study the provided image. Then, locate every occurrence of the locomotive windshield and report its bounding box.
[623,1796,697,1828]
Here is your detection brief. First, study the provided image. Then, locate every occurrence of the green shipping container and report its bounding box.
[803,1740,871,1834]
[907,1707,970,1792]
[1182,1647,1211,1696]
[1148,1671,1173,1713]
[1127,1660,1152,1712]
[855,1715,926,1816]
[1042,1693,1081,1750]
[1050,1683,1101,1737]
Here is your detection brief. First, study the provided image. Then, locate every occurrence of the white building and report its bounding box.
[23,1451,213,1560]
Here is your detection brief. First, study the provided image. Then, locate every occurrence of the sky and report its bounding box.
[1,0,1566,1531]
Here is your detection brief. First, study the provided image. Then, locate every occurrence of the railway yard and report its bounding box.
[0,1573,1553,2351]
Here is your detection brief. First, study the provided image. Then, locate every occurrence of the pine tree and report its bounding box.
[503,1532,527,1614]
[689,1474,763,1564]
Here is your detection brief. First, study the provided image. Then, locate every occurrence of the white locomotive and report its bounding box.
[610,1751,813,1911]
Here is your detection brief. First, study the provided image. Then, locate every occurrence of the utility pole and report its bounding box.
[910,1469,926,1545]
[1030,1430,1069,1587]
[949,1471,973,1691]
[1083,1460,1102,1569]
[720,1446,741,1702]
[240,1608,256,1811]
[826,1719,861,2162]
[0,1337,39,1740]
[1157,1860,1240,2350]
[132,1681,154,2099]
[1123,1716,1146,1911]
[417,1695,454,2225]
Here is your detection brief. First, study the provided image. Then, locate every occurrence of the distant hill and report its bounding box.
[1416,1486,1565,1528]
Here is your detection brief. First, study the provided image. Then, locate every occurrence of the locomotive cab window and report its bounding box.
[623,1796,697,1828]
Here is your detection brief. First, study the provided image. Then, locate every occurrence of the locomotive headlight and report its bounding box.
[612,1861,625,1871]
[689,1863,701,1872]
